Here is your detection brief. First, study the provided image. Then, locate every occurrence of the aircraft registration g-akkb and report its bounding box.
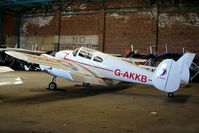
[5,47,195,97]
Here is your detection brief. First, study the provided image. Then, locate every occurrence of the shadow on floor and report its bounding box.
[165,94,191,103]
[0,95,6,101]
[112,91,192,104]
[3,83,132,105]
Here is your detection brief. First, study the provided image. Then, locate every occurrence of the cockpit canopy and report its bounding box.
[72,47,103,63]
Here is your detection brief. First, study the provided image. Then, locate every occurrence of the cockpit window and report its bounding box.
[78,50,92,59]
[93,56,103,63]
[73,48,79,56]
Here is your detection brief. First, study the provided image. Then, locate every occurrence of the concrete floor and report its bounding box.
[0,71,198,133]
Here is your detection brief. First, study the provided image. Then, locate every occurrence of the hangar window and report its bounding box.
[78,50,92,59]
[93,56,103,63]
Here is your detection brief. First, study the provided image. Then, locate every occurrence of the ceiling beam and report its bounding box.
[0,0,54,7]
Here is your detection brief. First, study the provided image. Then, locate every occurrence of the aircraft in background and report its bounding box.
[0,66,23,86]
[6,47,195,97]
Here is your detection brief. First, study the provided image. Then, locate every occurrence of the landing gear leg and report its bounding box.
[48,76,57,90]
[168,92,175,98]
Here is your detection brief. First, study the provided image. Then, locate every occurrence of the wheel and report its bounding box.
[83,82,90,87]
[168,92,174,98]
[48,82,57,90]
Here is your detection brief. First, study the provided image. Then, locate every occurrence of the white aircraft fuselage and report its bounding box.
[5,47,196,97]
[54,47,153,86]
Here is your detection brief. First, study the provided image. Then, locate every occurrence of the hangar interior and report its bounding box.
[0,0,199,56]
[0,0,199,133]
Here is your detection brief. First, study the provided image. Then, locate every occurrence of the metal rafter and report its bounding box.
[0,0,54,7]
[0,0,54,15]
[0,0,199,16]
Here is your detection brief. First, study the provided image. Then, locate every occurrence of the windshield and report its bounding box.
[72,48,79,56]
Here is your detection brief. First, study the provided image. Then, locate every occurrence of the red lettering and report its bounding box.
[115,69,121,76]
[135,74,140,81]
[141,75,147,82]
[123,72,129,78]
[129,73,135,80]
[114,69,148,83]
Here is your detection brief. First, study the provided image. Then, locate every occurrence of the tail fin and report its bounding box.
[152,53,196,93]
[152,59,180,92]
[177,53,196,84]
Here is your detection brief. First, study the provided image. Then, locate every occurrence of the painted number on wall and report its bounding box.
[73,36,86,44]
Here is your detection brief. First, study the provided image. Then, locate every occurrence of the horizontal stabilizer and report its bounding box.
[177,53,196,84]
[177,53,196,68]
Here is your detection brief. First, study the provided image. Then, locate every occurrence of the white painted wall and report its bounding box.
[20,35,99,51]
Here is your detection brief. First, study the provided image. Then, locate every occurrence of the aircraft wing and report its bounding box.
[0,66,23,86]
[122,58,147,63]
[0,48,45,55]
[5,51,107,86]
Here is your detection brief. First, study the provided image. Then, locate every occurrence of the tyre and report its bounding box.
[48,82,57,90]
[168,92,174,98]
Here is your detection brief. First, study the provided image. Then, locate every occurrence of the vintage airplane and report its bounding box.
[5,47,195,97]
[0,66,23,86]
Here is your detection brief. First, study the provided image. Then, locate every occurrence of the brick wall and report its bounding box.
[105,12,156,54]
[158,12,199,55]
[11,0,199,60]
[3,15,17,47]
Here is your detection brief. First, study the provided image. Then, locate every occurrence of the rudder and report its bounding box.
[152,59,181,92]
